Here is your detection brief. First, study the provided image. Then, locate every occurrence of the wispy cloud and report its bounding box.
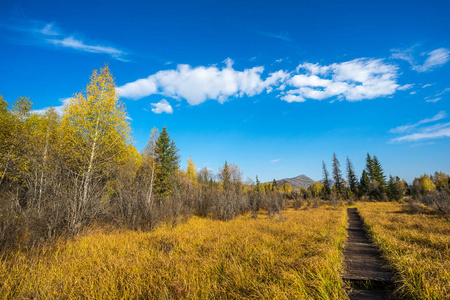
[390,111,450,143]
[424,87,450,103]
[270,159,280,163]
[425,97,441,103]
[391,47,450,72]
[398,83,414,91]
[151,99,173,114]
[390,111,447,133]
[47,36,127,61]
[4,20,128,61]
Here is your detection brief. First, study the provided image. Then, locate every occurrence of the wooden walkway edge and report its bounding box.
[342,208,395,299]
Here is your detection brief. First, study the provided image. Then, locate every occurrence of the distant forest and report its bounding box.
[1,66,449,250]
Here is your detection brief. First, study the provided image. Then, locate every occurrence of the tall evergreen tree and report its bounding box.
[272,179,278,191]
[359,170,370,196]
[332,153,344,196]
[365,153,374,180]
[346,156,358,195]
[372,155,386,187]
[322,161,331,196]
[255,175,261,192]
[154,126,180,198]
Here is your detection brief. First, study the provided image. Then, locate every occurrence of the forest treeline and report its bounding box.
[304,153,450,215]
[1,66,449,250]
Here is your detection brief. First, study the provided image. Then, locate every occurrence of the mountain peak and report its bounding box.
[275,174,314,189]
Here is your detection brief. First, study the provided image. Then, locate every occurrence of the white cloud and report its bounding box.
[117,60,290,105]
[270,159,280,163]
[413,48,450,72]
[398,84,414,91]
[151,99,173,114]
[391,123,450,142]
[390,111,447,133]
[47,36,127,61]
[39,24,59,36]
[426,97,441,103]
[33,97,72,115]
[390,112,450,143]
[391,47,450,72]
[280,94,305,103]
[422,84,433,88]
[286,58,399,102]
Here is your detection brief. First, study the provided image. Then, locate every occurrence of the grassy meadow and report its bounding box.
[0,207,348,299]
[357,202,450,300]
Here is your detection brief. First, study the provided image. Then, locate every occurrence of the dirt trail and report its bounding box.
[343,208,395,299]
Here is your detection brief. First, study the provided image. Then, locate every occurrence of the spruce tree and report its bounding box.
[372,155,386,187]
[332,153,344,196]
[346,156,358,195]
[322,161,331,197]
[359,170,370,196]
[154,126,180,198]
[365,153,374,180]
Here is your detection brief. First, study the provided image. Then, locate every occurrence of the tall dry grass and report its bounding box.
[0,207,347,299]
[357,202,450,300]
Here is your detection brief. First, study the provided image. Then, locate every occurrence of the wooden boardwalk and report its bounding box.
[343,208,395,299]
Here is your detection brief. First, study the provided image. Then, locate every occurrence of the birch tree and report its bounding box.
[61,65,131,232]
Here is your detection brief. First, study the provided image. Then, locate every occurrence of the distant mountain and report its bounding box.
[275,174,314,190]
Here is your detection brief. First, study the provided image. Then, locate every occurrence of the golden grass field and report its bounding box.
[357,202,450,300]
[0,207,348,299]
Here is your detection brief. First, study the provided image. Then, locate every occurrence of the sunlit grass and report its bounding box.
[0,207,347,299]
[357,202,450,300]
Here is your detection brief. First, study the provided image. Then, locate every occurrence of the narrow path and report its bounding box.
[342,208,395,299]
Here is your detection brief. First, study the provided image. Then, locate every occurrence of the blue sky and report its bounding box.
[1,0,449,183]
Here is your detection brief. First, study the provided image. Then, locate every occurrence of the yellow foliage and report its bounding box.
[357,202,450,299]
[186,157,198,185]
[0,208,348,299]
[421,175,436,193]
[61,65,132,170]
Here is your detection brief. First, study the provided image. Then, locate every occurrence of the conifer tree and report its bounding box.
[154,126,180,198]
[346,156,358,195]
[322,161,331,197]
[332,153,344,196]
[372,155,386,187]
[255,175,261,192]
[272,179,278,191]
[365,153,374,180]
[360,170,370,196]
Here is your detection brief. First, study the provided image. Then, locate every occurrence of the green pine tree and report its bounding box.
[154,126,180,199]
[255,175,261,192]
[372,155,386,187]
[322,161,331,197]
[332,153,344,196]
[346,156,358,195]
[359,170,370,196]
[272,179,278,191]
[365,153,374,180]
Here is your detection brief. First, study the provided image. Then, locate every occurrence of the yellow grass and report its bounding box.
[0,207,347,299]
[357,202,450,299]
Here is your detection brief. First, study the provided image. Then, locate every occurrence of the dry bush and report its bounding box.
[417,190,450,215]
